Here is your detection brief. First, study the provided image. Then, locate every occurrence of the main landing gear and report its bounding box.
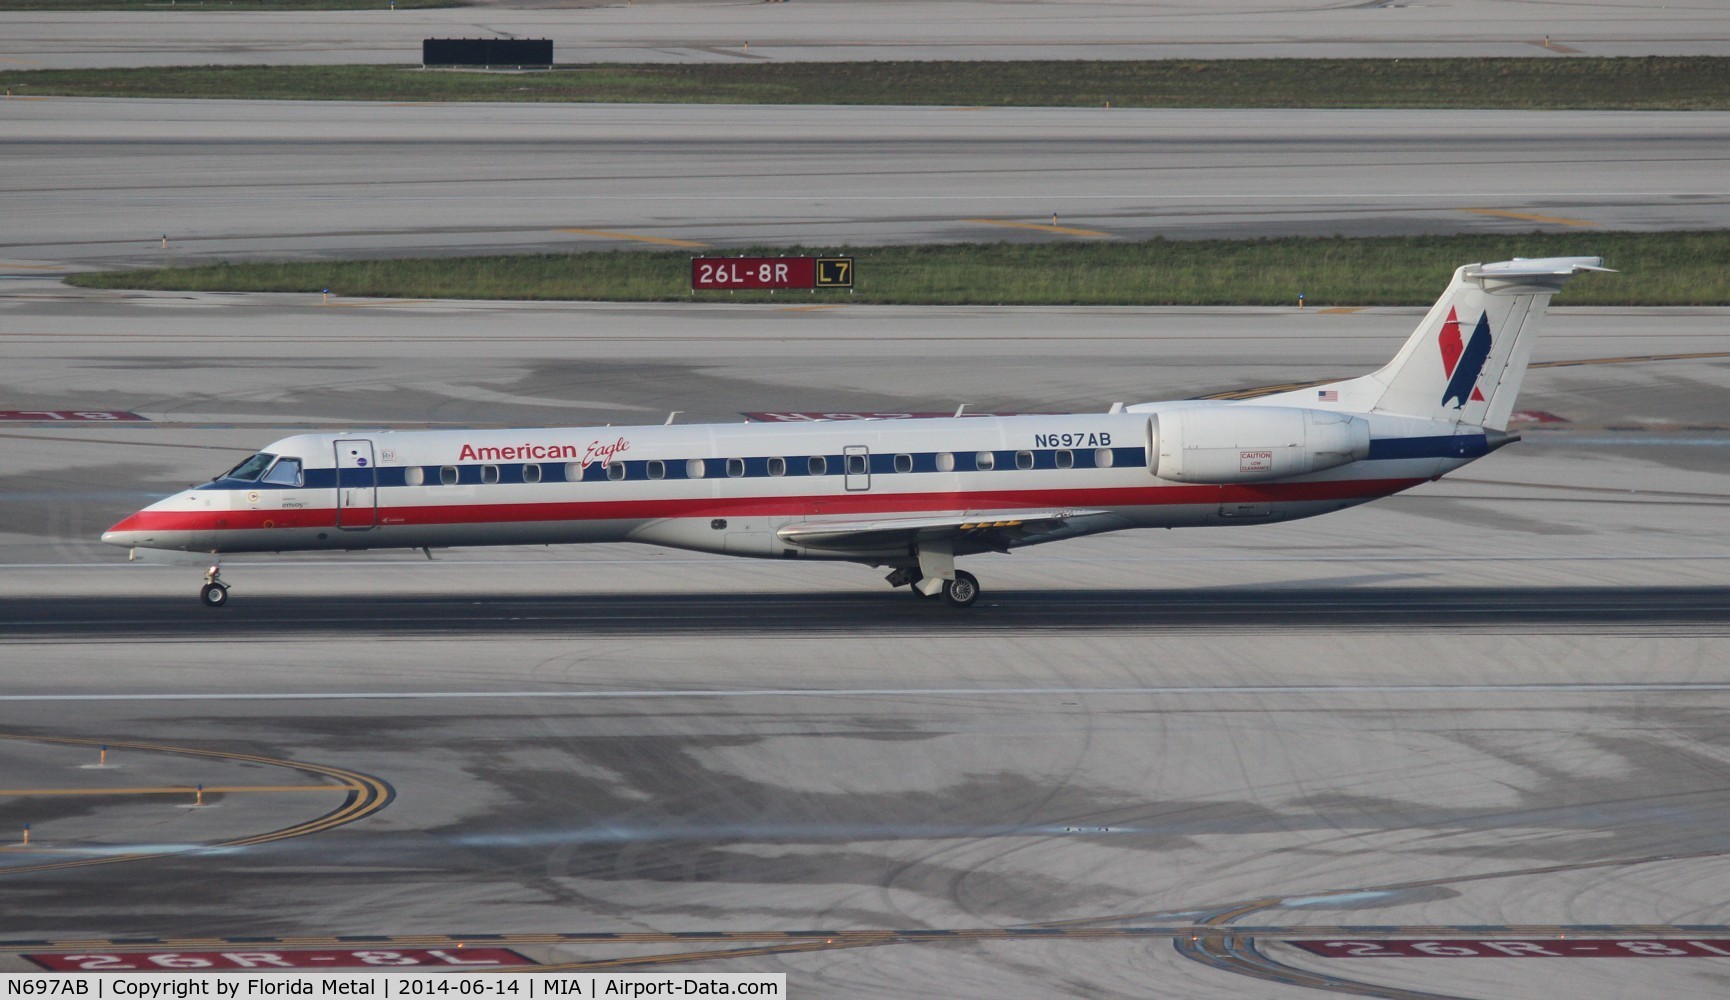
[887,565,981,608]
[199,565,229,608]
[942,570,980,608]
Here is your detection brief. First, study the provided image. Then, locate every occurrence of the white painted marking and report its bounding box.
[3,683,1730,703]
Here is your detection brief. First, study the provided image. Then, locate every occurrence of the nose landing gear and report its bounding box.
[199,565,229,608]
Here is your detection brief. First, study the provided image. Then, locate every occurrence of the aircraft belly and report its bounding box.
[204,518,640,553]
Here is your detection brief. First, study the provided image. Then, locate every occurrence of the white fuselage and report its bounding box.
[101,405,1483,565]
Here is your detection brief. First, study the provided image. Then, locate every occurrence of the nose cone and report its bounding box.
[102,510,146,548]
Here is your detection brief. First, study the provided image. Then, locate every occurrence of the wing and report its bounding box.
[776,509,1111,555]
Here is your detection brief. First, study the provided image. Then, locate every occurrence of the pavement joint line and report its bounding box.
[555,227,707,248]
[1461,207,1598,227]
[11,925,1730,954]
[962,218,1114,238]
[0,785,358,796]
[316,300,428,309]
[1208,351,1730,400]
[6,682,1730,703]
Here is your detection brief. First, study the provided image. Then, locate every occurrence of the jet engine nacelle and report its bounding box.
[1151,406,1371,484]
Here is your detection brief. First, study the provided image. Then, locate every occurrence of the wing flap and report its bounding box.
[777,509,1106,553]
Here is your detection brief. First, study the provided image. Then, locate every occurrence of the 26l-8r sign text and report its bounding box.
[691,256,852,290]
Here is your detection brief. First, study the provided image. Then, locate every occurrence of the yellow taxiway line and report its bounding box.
[962,218,1113,238]
[1461,207,1597,227]
[556,228,708,248]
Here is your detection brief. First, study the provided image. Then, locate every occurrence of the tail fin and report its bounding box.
[1366,257,1610,429]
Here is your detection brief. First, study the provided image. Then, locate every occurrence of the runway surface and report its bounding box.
[5,100,1727,268]
[2,0,1725,70]
[2,284,1729,996]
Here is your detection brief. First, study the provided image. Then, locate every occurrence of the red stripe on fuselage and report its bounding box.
[113,479,1426,534]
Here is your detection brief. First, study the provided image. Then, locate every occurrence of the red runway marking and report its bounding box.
[1290,939,1730,959]
[0,410,147,422]
[27,948,535,971]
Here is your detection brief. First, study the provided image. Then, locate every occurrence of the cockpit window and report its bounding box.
[221,452,276,481]
[261,457,303,487]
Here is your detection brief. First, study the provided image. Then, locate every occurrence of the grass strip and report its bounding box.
[2,57,1728,109]
[0,1,462,9]
[64,231,1730,307]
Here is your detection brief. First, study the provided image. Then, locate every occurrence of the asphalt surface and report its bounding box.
[7,587,1730,639]
[2,0,1725,69]
[6,101,1727,267]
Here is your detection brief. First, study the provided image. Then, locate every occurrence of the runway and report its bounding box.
[5,100,1727,267]
[2,0,1726,70]
[2,7,1729,976]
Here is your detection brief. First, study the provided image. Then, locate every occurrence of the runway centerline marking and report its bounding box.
[555,228,707,248]
[962,218,1113,238]
[6,683,1730,703]
[1462,207,1598,227]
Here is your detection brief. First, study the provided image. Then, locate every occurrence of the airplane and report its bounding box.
[102,256,1608,608]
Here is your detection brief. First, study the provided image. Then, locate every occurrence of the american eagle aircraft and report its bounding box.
[104,256,1607,608]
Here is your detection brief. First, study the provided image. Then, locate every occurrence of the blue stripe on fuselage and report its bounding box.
[193,437,1484,493]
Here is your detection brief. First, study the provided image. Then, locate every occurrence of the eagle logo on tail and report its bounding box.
[1439,307,1490,408]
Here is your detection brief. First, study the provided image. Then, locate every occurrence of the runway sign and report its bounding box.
[692,256,853,290]
[1290,939,1730,958]
[0,410,147,421]
[422,38,553,68]
[27,949,535,971]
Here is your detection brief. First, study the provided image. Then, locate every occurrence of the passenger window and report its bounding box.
[726,458,745,478]
[936,452,955,472]
[1016,450,1034,470]
[647,460,665,481]
[975,451,995,471]
[523,464,541,484]
[608,461,626,481]
[405,466,425,487]
[440,466,458,486]
[687,458,706,479]
[1055,449,1073,469]
[894,454,913,474]
[566,462,585,482]
[223,452,275,482]
[846,453,868,476]
[767,457,786,477]
[482,465,500,485]
[262,457,303,486]
[808,455,827,476]
[1095,448,1115,468]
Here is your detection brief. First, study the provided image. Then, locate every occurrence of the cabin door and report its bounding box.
[844,445,871,491]
[334,439,378,530]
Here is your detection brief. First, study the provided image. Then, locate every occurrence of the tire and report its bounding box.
[943,570,980,608]
[200,583,229,608]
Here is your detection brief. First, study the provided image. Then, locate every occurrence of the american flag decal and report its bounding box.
[1317,389,1340,402]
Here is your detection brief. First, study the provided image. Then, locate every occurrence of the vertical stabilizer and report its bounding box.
[1366,257,1608,430]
